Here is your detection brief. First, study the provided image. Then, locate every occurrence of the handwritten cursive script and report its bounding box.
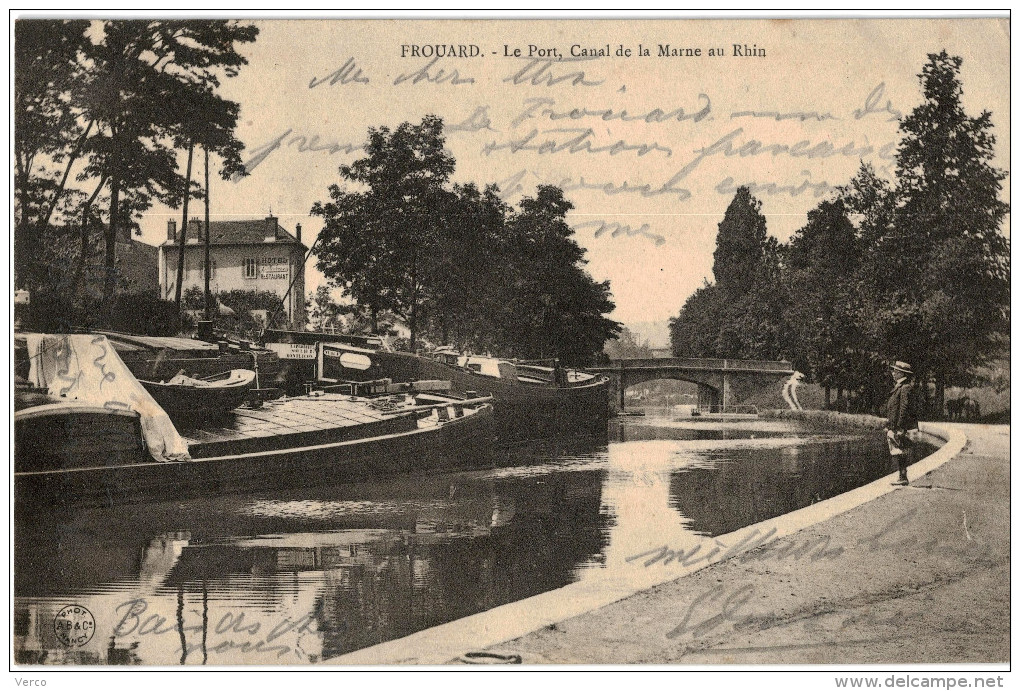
[731,108,837,122]
[447,106,496,133]
[666,583,755,640]
[394,57,475,86]
[493,167,692,202]
[716,173,837,199]
[573,219,667,246]
[241,128,363,174]
[853,82,903,121]
[628,506,993,573]
[503,57,605,87]
[670,127,897,185]
[112,598,320,661]
[482,127,673,158]
[309,57,370,88]
[511,95,711,128]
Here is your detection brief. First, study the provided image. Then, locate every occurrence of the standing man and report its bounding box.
[885,360,919,486]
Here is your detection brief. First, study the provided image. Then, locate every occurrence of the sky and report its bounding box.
[130,17,1010,338]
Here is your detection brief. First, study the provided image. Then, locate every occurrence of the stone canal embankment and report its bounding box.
[333,419,1007,665]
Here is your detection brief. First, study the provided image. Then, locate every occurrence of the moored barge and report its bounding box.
[14,334,494,508]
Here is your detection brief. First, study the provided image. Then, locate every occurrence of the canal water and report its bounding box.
[13,415,932,665]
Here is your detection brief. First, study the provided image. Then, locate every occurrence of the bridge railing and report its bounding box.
[599,358,793,372]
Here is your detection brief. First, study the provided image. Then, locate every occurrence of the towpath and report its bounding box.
[474,423,1009,664]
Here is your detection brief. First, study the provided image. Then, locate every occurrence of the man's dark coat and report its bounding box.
[886,379,919,432]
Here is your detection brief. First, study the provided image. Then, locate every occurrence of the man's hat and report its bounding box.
[890,361,913,375]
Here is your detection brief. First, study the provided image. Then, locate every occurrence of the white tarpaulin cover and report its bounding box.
[25,334,191,462]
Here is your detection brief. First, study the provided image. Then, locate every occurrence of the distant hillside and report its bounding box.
[627,320,671,349]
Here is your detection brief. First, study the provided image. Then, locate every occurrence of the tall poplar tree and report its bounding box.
[671,186,784,360]
[712,186,772,297]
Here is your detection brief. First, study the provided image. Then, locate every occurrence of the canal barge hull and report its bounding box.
[317,348,610,443]
[15,394,493,509]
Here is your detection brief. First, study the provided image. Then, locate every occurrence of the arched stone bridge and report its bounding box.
[589,357,796,413]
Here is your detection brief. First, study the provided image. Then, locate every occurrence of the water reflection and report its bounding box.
[14,416,926,664]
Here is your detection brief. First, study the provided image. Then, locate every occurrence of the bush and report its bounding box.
[111,291,191,336]
[213,289,290,339]
[22,289,79,333]
[20,289,190,336]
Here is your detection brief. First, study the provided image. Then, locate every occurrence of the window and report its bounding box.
[244,257,258,279]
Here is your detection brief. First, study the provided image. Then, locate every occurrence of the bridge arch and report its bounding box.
[615,370,722,412]
[590,357,795,413]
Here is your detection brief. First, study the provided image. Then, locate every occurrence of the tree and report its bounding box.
[712,186,772,296]
[214,289,289,339]
[167,78,251,310]
[827,163,901,411]
[13,20,91,290]
[670,282,725,357]
[306,285,346,332]
[871,52,1009,414]
[784,198,863,405]
[65,21,257,316]
[170,85,249,310]
[306,285,402,338]
[497,186,620,364]
[668,55,1008,417]
[314,118,621,363]
[422,182,510,350]
[840,162,896,250]
[313,115,454,348]
[670,187,786,360]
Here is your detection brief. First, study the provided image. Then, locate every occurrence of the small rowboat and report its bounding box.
[139,369,257,425]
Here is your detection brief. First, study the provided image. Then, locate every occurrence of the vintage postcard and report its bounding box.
[12,14,1010,677]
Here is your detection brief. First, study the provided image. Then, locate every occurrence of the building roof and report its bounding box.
[162,216,306,249]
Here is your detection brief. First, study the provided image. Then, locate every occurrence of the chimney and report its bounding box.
[265,214,278,242]
[167,220,177,242]
[296,223,302,244]
[188,218,202,243]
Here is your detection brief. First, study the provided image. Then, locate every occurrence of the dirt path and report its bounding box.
[476,424,1009,664]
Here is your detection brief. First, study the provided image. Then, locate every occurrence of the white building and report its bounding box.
[158,215,307,328]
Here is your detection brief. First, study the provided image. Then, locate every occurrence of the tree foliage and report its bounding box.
[423,182,511,350]
[184,288,289,339]
[878,51,1009,399]
[312,115,453,346]
[669,283,725,358]
[494,186,620,363]
[313,117,620,365]
[304,284,403,337]
[712,186,773,296]
[13,19,258,324]
[783,199,861,389]
[669,52,1009,416]
[14,20,92,290]
[305,285,347,333]
[670,187,785,360]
